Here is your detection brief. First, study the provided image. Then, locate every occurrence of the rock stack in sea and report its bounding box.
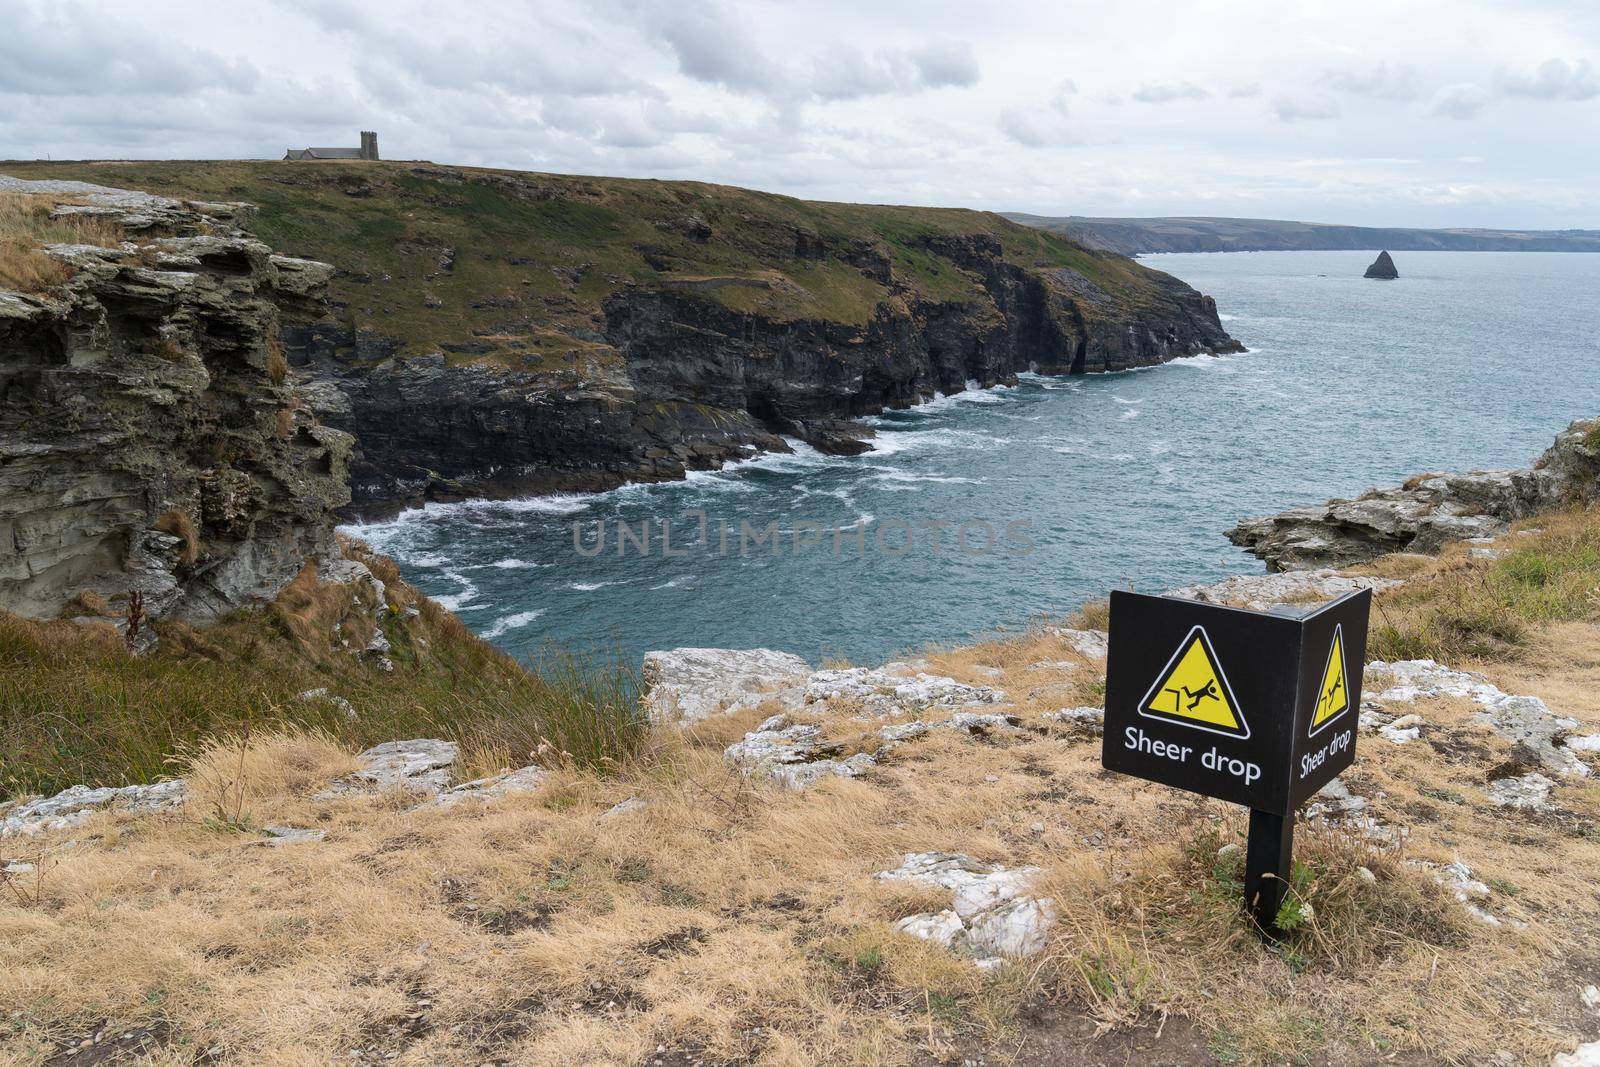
[1364,250,1399,279]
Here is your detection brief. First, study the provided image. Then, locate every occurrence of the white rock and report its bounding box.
[262,825,326,844]
[0,779,187,837]
[878,721,931,745]
[599,797,647,820]
[432,765,547,807]
[1168,570,1401,612]
[1042,706,1104,731]
[966,896,1057,957]
[1366,660,1587,776]
[803,666,1005,715]
[1050,628,1108,658]
[767,753,876,791]
[1436,861,1491,901]
[1357,866,1377,884]
[944,711,1023,735]
[297,688,357,719]
[894,909,965,948]
[1553,1041,1600,1067]
[642,647,811,722]
[877,852,1054,964]
[1487,773,1555,810]
[316,739,459,798]
[1381,713,1423,744]
[723,716,877,790]
[1566,735,1600,754]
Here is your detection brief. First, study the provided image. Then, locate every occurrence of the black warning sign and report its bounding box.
[1101,587,1372,815]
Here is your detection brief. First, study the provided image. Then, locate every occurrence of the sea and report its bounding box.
[350,250,1600,666]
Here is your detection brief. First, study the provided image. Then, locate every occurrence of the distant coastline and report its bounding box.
[1006,213,1600,256]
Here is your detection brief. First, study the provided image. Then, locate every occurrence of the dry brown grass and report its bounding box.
[0,193,123,293]
[152,508,200,567]
[3,520,1599,1063]
[266,335,289,384]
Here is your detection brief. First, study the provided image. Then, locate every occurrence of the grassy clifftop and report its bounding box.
[1,159,1171,370]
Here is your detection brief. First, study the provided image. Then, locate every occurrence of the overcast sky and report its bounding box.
[3,0,1597,228]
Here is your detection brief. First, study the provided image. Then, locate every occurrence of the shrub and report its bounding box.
[265,336,289,384]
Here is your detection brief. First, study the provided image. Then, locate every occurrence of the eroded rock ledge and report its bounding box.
[1227,418,1600,571]
[0,176,352,622]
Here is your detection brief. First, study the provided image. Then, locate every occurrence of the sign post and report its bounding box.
[1100,587,1371,937]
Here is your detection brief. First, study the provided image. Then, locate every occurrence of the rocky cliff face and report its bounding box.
[294,230,1238,515]
[1227,419,1600,570]
[0,178,353,622]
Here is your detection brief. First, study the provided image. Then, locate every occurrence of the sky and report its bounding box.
[2,0,1597,228]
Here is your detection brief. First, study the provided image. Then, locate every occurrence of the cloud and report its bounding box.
[998,81,1078,147]
[1271,93,1341,122]
[1130,81,1209,103]
[1227,83,1263,99]
[1321,62,1421,101]
[809,42,979,102]
[1429,83,1490,120]
[1495,58,1600,101]
[0,1,258,96]
[641,0,783,95]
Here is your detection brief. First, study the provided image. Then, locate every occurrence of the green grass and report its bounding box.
[0,159,1175,368]
[0,548,648,798]
[1367,508,1600,662]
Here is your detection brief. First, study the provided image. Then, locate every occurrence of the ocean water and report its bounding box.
[351,250,1600,666]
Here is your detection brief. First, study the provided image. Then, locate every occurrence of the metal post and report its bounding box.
[1244,808,1294,937]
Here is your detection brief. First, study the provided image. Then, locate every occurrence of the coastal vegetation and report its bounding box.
[2,507,1598,1063]
[0,541,647,798]
[1,160,1162,370]
[0,192,121,292]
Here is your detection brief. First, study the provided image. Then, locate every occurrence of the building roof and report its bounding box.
[283,147,364,160]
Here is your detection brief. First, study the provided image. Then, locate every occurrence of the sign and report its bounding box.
[1137,625,1249,739]
[1101,587,1370,815]
[1099,586,1372,935]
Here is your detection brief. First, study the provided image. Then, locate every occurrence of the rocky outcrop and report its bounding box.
[1364,251,1399,279]
[1227,418,1600,570]
[0,177,352,622]
[644,647,1006,725]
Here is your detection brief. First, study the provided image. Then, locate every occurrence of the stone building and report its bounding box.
[284,131,379,161]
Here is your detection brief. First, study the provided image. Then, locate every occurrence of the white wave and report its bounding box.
[482,609,546,639]
[1118,409,1140,420]
[1218,313,1238,322]
[569,579,636,592]
[484,558,551,570]
[430,571,479,612]
[1149,439,1172,456]
[1112,395,1142,405]
[1168,352,1227,368]
[650,575,695,590]
[869,468,984,485]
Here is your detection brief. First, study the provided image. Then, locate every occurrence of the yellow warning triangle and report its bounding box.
[1137,626,1249,739]
[1309,625,1350,736]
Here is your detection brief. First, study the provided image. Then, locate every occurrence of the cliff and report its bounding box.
[1227,418,1600,570]
[0,177,352,623]
[2,162,1239,515]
